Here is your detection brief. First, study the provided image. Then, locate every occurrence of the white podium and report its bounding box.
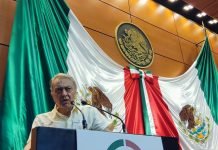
[31,127,179,150]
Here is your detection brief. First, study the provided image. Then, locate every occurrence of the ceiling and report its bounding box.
[184,0,218,20]
[153,0,218,34]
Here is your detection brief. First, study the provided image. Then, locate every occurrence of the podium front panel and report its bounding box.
[77,130,173,150]
[32,127,77,150]
[32,127,179,150]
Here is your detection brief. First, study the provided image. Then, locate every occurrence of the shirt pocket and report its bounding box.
[49,121,66,128]
[71,121,83,130]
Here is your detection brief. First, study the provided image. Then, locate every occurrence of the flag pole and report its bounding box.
[196,22,208,47]
[202,21,207,37]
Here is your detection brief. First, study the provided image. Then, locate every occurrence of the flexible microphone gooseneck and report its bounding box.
[81,100,126,133]
[73,103,87,129]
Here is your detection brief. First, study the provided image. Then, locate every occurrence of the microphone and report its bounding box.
[81,100,126,133]
[72,102,87,129]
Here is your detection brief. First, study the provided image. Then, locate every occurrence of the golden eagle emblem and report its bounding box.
[78,86,119,127]
[88,86,112,117]
[178,105,211,144]
[179,104,196,129]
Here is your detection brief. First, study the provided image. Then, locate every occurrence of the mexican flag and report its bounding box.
[130,37,218,149]
[0,0,130,149]
[0,0,217,149]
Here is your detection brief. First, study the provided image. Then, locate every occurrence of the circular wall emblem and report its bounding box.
[107,139,141,150]
[115,23,154,68]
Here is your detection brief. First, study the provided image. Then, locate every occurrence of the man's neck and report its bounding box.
[57,107,72,117]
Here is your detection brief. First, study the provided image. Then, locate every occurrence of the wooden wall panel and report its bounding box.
[100,0,130,13]
[1,0,218,96]
[66,0,131,37]
[0,45,8,97]
[86,28,128,67]
[208,32,218,53]
[132,17,183,62]
[174,14,205,43]
[129,0,177,34]
[213,53,218,68]
[0,0,16,45]
[179,38,198,65]
[147,54,188,77]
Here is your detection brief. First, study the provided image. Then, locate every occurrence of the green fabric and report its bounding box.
[196,37,218,124]
[0,0,70,149]
[139,70,151,135]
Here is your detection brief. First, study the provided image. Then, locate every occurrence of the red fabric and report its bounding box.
[144,75,179,137]
[124,68,145,134]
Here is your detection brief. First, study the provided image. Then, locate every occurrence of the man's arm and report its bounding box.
[24,140,31,150]
[24,116,41,150]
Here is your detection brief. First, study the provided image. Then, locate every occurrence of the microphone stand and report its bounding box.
[81,101,126,133]
[74,104,87,129]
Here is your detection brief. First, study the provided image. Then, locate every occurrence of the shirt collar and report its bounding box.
[51,105,79,120]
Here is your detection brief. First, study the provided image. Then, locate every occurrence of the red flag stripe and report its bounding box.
[124,68,145,134]
[144,75,179,137]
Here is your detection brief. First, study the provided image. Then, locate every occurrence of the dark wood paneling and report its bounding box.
[132,17,184,62]
[174,14,205,43]
[130,0,177,34]
[0,0,217,97]
[213,52,218,68]
[208,32,218,53]
[184,0,218,19]
[100,0,130,13]
[147,54,188,77]
[0,45,8,98]
[0,0,16,45]
[179,38,198,65]
[86,28,128,67]
[65,0,131,37]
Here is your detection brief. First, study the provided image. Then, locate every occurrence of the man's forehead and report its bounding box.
[53,78,74,87]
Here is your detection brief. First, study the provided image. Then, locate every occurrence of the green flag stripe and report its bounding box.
[139,70,151,135]
[0,0,71,149]
[196,37,218,124]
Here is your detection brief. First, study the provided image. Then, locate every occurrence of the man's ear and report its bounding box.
[51,90,54,97]
[51,91,57,104]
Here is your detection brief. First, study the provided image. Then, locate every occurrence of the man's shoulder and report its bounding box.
[80,105,92,109]
[79,105,99,115]
[33,111,54,126]
[80,105,96,111]
[35,111,53,119]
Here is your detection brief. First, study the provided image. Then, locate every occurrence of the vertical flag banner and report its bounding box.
[0,0,70,149]
[137,37,218,149]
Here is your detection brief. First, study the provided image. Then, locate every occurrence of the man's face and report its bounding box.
[51,78,77,110]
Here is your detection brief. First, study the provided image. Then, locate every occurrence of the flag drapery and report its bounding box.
[0,0,70,149]
[0,0,217,149]
[129,37,218,149]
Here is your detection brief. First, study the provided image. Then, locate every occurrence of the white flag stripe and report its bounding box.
[66,11,126,132]
[139,70,156,135]
[158,62,218,150]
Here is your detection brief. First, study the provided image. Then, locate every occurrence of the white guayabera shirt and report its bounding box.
[24,105,110,149]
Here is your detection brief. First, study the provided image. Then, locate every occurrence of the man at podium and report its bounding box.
[24,73,115,149]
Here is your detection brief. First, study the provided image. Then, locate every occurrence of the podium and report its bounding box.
[31,127,179,150]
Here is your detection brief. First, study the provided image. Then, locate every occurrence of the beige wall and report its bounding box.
[1,0,218,97]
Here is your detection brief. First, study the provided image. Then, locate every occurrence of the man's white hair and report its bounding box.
[50,73,77,91]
